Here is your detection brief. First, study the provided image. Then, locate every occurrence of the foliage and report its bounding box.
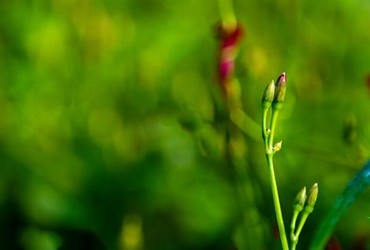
[0,0,369,249]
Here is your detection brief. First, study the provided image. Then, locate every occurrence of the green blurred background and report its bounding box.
[0,0,369,249]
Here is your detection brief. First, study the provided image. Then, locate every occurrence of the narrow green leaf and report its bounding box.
[309,161,370,250]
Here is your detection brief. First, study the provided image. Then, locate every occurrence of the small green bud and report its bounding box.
[305,183,318,214]
[261,80,275,109]
[294,187,307,212]
[273,141,282,153]
[273,72,286,105]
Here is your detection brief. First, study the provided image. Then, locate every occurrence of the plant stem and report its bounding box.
[291,212,309,250]
[263,106,288,250]
[290,210,299,241]
[218,0,237,30]
[269,109,280,150]
[266,153,289,250]
[262,108,269,147]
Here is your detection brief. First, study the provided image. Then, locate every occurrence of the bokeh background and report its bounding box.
[0,0,370,249]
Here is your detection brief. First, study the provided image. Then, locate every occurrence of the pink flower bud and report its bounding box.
[273,72,287,104]
[215,23,244,95]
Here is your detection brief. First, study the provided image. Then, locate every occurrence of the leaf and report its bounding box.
[309,160,370,250]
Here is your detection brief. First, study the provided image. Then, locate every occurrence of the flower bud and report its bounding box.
[273,141,282,153]
[216,23,243,96]
[305,183,318,214]
[216,23,244,49]
[294,187,306,212]
[261,80,275,109]
[273,72,287,105]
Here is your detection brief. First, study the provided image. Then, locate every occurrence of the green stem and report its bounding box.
[262,108,269,149]
[291,212,309,250]
[290,210,299,241]
[269,109,280,150]
[266,154,289,250]
[218,0,237,30]
[263,107,288,249]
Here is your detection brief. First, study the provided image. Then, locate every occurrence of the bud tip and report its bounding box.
[294,186,307,209]
[278,72,286,84]
[307,183,319,209]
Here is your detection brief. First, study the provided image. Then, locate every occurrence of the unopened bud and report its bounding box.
[294,187,307,212]
[305,183,318,214]
[261,80,275,109]
[273,72,287,105]
[273,141,282,152]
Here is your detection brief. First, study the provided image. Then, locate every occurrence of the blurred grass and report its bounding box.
[0,0,369,249]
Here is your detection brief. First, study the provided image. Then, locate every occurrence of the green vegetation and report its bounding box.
[0,0,369,249]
